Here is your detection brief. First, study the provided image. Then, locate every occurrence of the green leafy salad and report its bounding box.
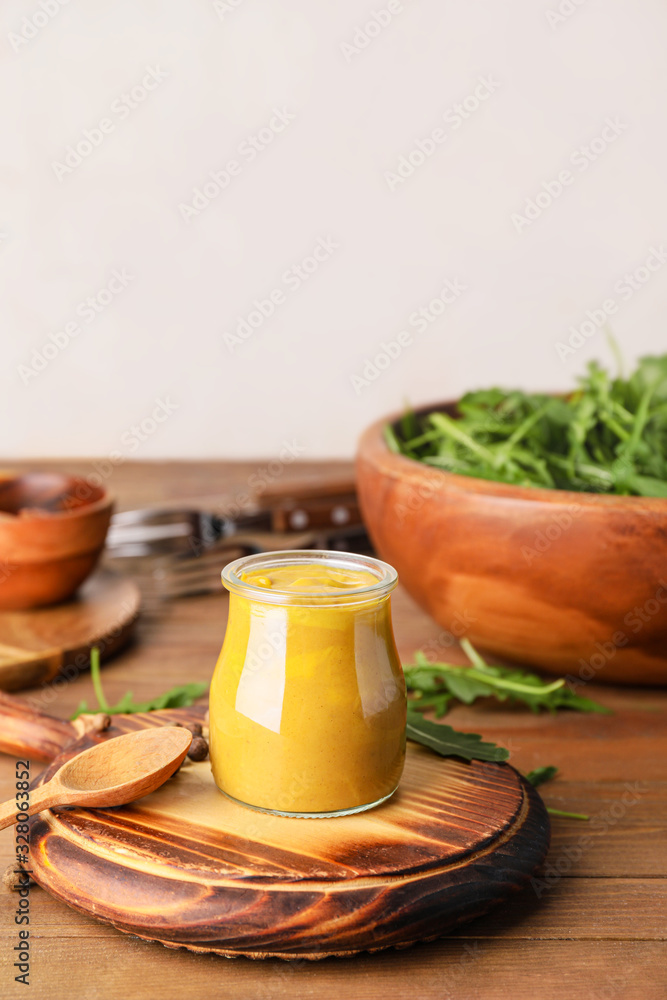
[385,354,667,496]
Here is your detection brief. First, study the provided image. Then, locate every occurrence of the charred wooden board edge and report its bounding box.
[28,779,550,961]
[0,572,141,693]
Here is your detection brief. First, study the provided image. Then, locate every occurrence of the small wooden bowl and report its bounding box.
[357,404,667,686]
[0,473,113,610]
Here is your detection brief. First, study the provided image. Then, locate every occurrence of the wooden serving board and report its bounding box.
[0,571,140,691]
[1,695,550,960]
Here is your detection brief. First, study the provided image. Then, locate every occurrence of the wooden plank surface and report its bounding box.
[1,460,666,998]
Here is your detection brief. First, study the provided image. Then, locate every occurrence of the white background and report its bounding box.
[2,0,667,461]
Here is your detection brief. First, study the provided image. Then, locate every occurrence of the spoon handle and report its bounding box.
[0,781,62,831]
[0,796,19,830]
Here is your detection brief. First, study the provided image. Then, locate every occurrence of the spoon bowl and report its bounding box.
[0,726,193,830]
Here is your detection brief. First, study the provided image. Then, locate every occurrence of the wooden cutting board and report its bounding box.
[0,571,140,692]
[1,695,550,960]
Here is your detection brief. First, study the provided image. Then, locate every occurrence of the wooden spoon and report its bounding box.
[0,726,192,830]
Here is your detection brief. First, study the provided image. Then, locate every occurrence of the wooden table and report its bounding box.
[1,461,665,999]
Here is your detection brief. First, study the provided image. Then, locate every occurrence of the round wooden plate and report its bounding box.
[27,706,550,960]
[0,571,140,691]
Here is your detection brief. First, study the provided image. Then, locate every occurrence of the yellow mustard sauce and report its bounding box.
[209,560,407,815]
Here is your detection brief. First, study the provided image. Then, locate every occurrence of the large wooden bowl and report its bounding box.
[356,405,667,686]
[0,473,113,610]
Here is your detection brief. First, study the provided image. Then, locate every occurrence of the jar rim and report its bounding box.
[221,549,398,605]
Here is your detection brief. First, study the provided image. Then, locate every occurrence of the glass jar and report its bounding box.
[209,550,406,817]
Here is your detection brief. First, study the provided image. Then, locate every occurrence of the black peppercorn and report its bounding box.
[187,736,209,761]
[176,722,203,737]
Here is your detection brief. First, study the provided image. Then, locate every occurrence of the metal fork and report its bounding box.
[104,526,372,601]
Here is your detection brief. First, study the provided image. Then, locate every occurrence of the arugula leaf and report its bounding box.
[70,646,207,720]
[389,352,667,495]
[526,765,559,787]
[546,808,590,820]
[405,641,610,716]
[525,764,590,819]
[406,710,509,762]
[383,423,402,454]
[547,806,590,821]
[407,724,589,817]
